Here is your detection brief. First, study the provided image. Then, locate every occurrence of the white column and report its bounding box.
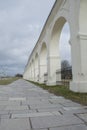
[35,67,39,82]
[33,63,35,82]
[29,67,32,81]
[39,64,47,84]
[70,33,87,92]
[47,55,61,86]
[31,64,34,81]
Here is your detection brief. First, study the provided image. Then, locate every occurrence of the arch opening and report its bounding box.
[50,17,67,56]
[39,42,47,83]
[59,22,72,85]
[48,17,72,85]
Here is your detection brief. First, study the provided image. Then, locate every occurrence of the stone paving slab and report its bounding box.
[49,98,70,104]
[0,97,8,101]
[5,105,29,111]
[0,110,9,114]
[30,114,83,129]
[9,109,37,114]
[60,101,82,107]
[0,105,6,110]
[59,107,87,116]
[22,100,50,106]
[37,108,62,112]
[30,104,62,110]
[0,114,10,119]
[33,129,48,130]
[77,113,87,122]
[0,118,31,130]
[0,101,8,105]
[49,124,87,130]
[9,97,26,101]
[63,106,84,111]
[8,101,21,106]
[12,111,61,119]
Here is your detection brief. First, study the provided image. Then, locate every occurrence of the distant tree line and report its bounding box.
[15,74,23,78]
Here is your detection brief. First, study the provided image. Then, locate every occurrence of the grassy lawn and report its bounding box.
[29,81,87,105]
[0,77,20,85]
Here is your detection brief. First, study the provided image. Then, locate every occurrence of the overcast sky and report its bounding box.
[0,0,70,76]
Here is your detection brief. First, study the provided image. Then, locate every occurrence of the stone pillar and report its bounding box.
[26,71,29,80]
[33,63,35,82]
[35,67,39,82]
[39,64,47,84]
[28,69,30,80]
[30,65,33,81]
[44,72,48,84]
[23,70,28,80]
[47,55,61,86]
[70,33,87,92]
[29,67,32,81]
[31,64,35,81]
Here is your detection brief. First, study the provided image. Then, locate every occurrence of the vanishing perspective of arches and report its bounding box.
[23,0,87,93]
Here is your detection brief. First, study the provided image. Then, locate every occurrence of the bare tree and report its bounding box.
[61,60,70,70]
[61,60,72,79]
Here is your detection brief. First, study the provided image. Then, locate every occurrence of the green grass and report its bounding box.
[0,77,20,85]
[29,81,87,105]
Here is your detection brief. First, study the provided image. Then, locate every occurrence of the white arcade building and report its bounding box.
[23,0,87,93]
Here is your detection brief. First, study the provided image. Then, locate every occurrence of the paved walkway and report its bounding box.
[0,79,87,130]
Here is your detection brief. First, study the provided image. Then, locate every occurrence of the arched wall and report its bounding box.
[47,15,71,85]
[50,17,67,55]
[23,0,87,92]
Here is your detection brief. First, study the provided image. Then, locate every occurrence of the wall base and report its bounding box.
[70,81,87,93]
[46,81,56,86]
